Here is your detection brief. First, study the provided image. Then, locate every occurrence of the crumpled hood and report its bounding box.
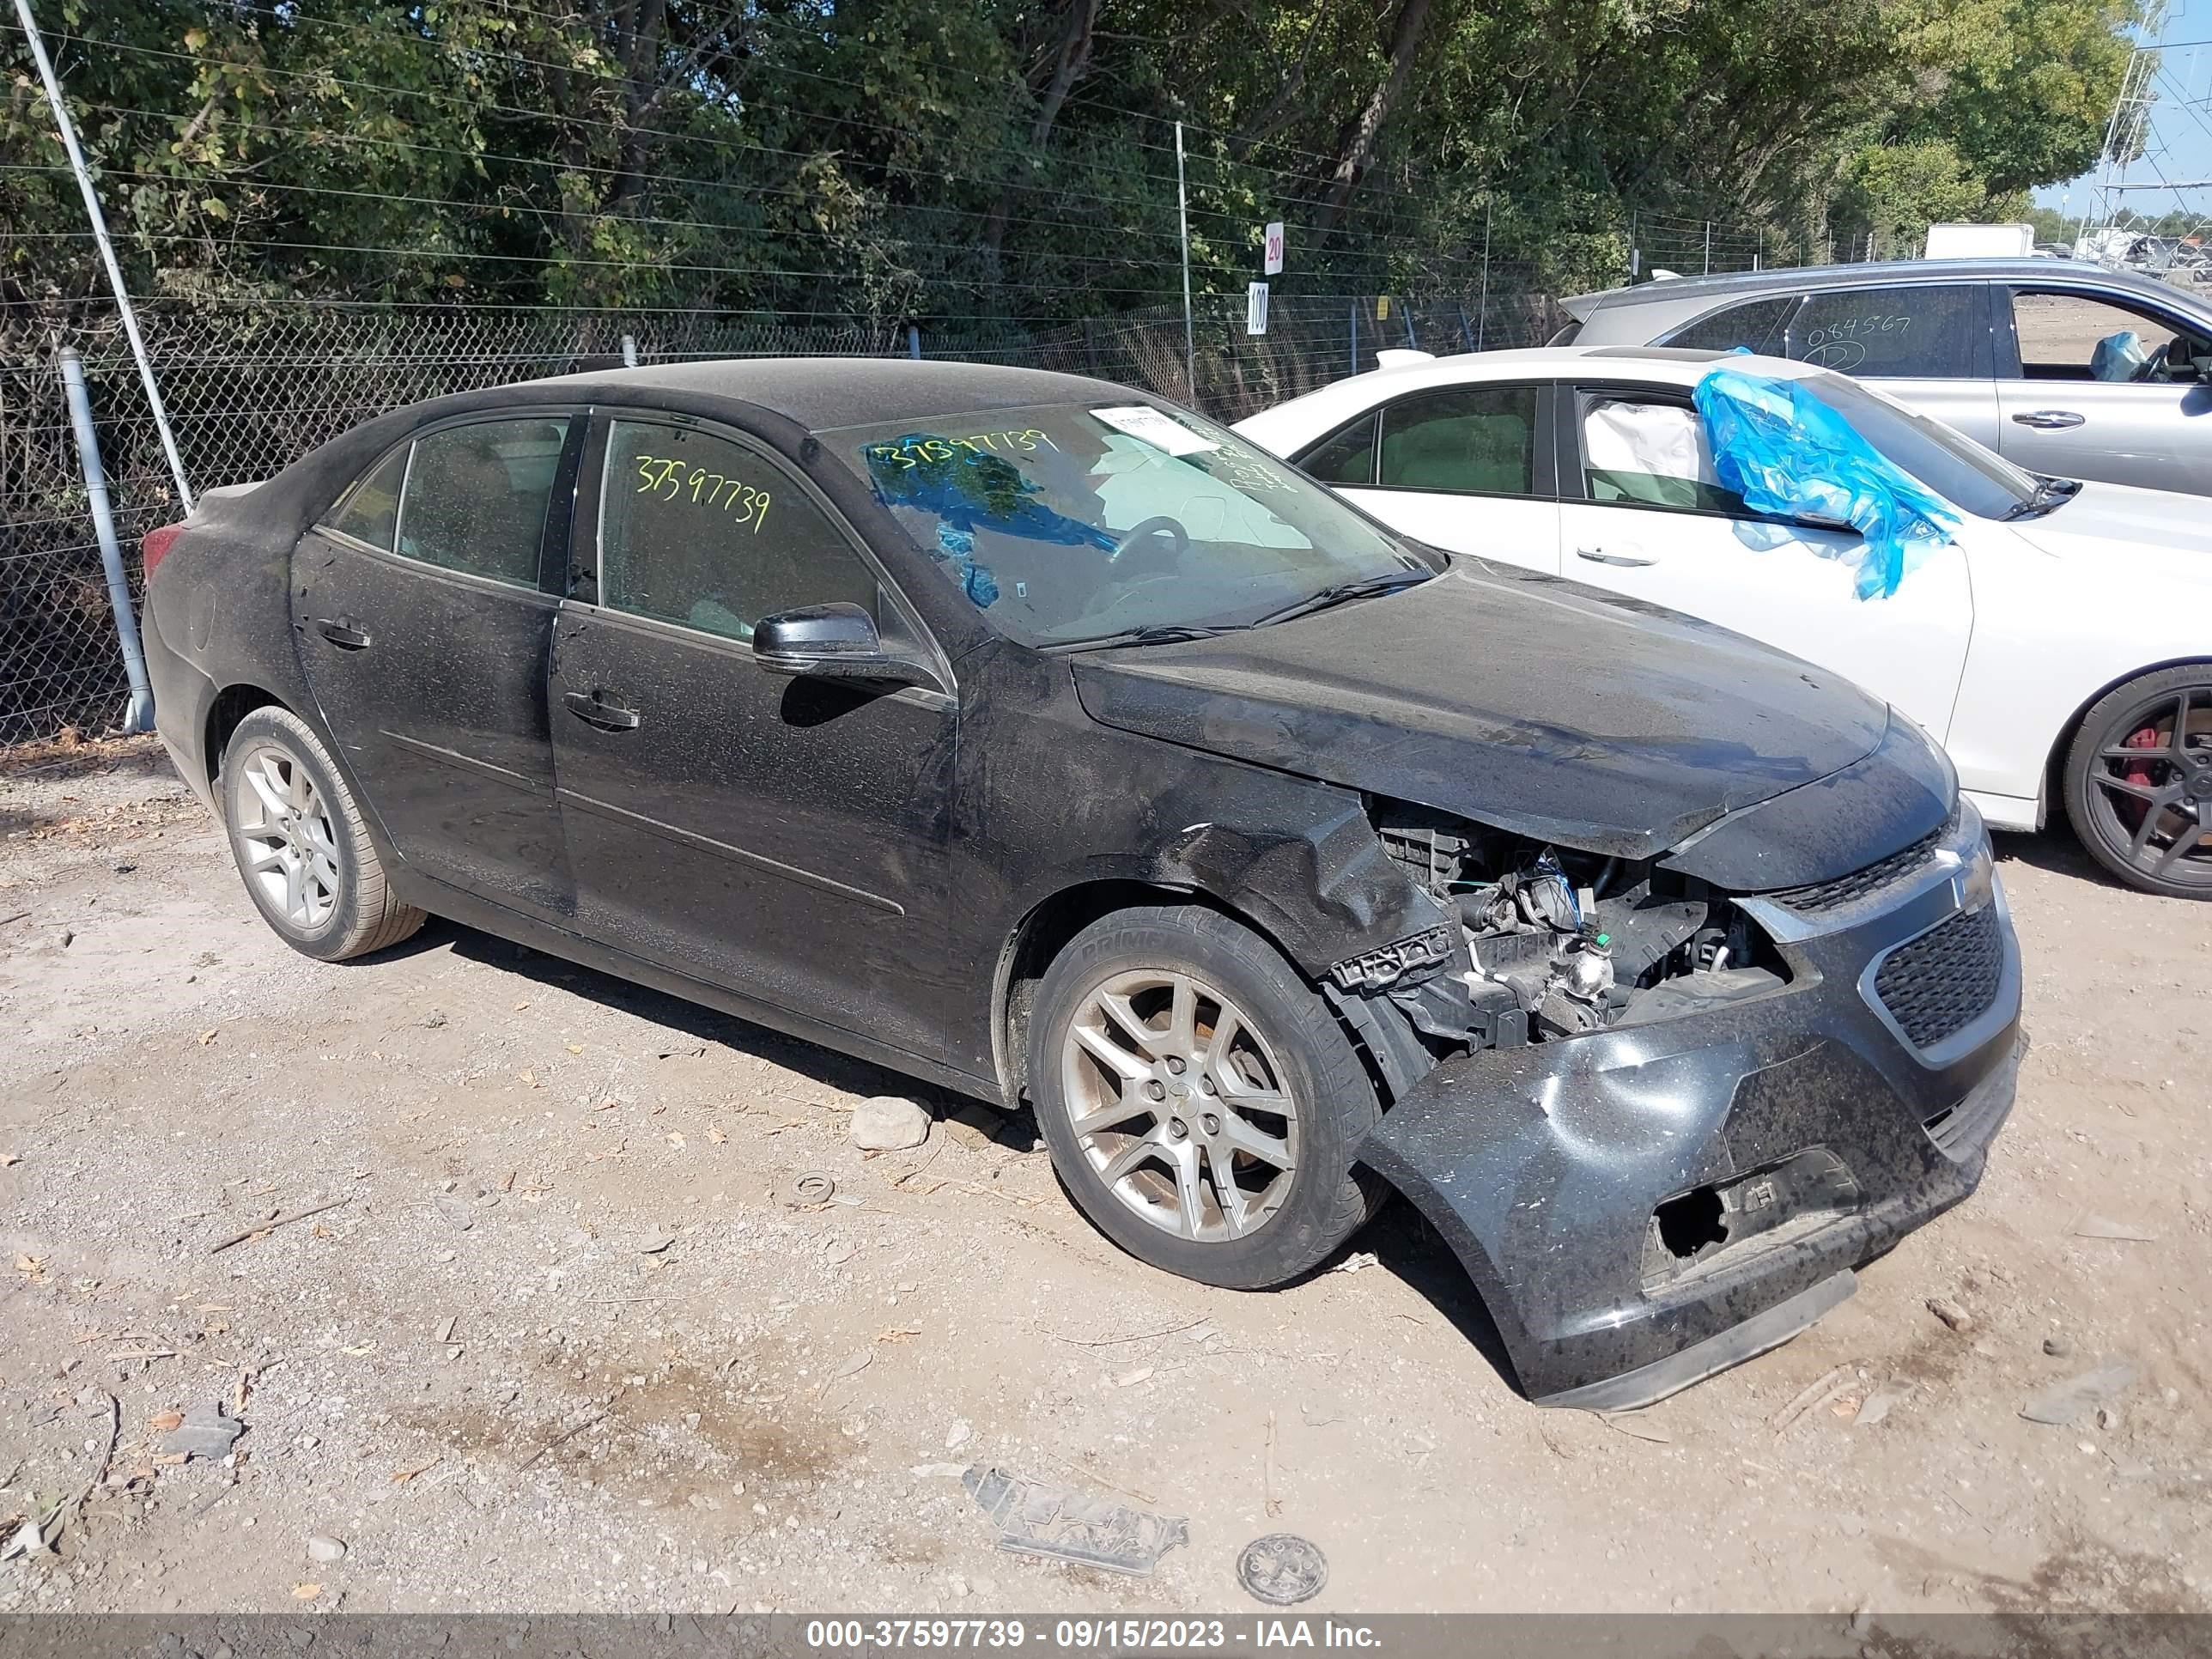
[1073,561,1900,865]
[2007,479,2212,564]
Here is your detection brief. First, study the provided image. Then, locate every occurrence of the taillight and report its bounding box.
[141,522,185,582]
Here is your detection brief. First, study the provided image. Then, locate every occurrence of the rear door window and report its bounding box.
[1296,413,1378,485]
[1784,285,1978,377]
[325,445,408,550]
[1376,386,1538,494]
[396,417,572,586]
[597,419,877,643]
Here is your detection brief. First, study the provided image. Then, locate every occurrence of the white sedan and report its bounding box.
[1235,346,2212,900]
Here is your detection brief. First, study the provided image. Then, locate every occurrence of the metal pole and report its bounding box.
[58,349,155,733]
[1175,121,1195,405]
[1703,221,1712,274]
[16,0,192,514]
[1476,198,1492,349]
[1348,300,1358,376]
[907,324,921,360]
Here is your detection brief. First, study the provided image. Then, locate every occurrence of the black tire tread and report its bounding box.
[1028,903,1384,1290]
[222,706,427,959]
[2061,663,2212,902]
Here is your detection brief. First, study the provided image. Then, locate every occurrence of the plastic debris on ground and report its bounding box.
[1237,1532,1329,1605]
[2021,1363,2137,1427]
[962,1465,1188,1577]
[1692,365,1960,600]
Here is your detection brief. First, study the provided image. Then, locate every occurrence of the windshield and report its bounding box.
[1799,373,2043,519]
[820,401,1430,646]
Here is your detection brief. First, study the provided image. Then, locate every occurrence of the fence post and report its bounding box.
[1455,302,1474,353]
[1703,221,1712,274]
[1402,306,1418,349]
[1348,301,1358,377]
[1477,198,1493,349]
[17,0,192,514]
[620,332,639,368]
[58,348,155,734]
[907,325,921,359]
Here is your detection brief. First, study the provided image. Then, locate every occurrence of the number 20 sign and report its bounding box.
[1262,221,1285,276]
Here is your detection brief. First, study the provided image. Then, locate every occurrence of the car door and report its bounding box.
[1295,382,1561,571]
[1993,284,2212,494]
[294,411,581,920]
[1554,385,1976,743]
[549,410,957,1061]
[1662,281,2002,448]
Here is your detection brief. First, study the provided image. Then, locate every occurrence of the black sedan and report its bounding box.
[140,360,2022,1409]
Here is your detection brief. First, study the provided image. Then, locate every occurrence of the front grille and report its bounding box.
[1874,904,2004,1050]
[1769,817,1950,914]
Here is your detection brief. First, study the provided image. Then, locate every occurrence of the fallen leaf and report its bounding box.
[149,1410,183,1432]
[665,1132,685,1150]
[340,1341,378,1357]
[14,1255,46,1280]
[310,1223,333,1238]
[593,1098,618,1112]
[566,1043,585,1054]
[706,1127,727,1145]
[1115,1366,1154,1388]
[389,1455,439,1484]
[197,1030,217,1045]
[150,1452,187,1467]
[518,1070,538,1088]
[876,1325,921,1344]
[1,1152,20,1167]
[514,1000,530,1011]
[292,1583,321,1600]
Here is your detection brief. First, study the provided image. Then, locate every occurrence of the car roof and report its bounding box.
[483,356,1139,433]
[1560,257,2191,319]
[1230,346,1826,441]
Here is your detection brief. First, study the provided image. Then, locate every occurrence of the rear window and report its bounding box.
[1376,386,1537,495]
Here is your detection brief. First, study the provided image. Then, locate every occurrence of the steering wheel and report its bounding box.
[1107,515,1191,567]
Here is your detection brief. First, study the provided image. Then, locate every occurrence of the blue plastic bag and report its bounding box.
[1692,367,1959,599]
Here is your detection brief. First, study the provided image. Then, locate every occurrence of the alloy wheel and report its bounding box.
[232,741,343,930]
[1059,968,1301,1242]
[2081,684,2212,893]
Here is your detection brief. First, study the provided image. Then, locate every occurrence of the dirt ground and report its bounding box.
[0,736,2205,1617]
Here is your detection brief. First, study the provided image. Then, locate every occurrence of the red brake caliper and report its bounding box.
[2119,724,2163,833]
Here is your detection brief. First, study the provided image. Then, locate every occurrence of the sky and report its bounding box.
[2032,0,2212,226]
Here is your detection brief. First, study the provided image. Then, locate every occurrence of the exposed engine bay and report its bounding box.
[1348,801,1788,1054]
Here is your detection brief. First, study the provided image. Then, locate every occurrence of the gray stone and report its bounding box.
[850,1095,931,1152]
[160,1403,243,1461]
[306,1534,347,1564]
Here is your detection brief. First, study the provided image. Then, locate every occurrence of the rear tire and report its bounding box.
[218,706,426,959]
[2062,665,2212,900]
[1027,904,1384,1289]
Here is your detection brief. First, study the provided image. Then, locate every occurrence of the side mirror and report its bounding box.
[753,603,923,684]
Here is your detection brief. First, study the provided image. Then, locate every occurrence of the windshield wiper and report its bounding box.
[1249,570,1432,628]
[1042,621,1250,653]
[2001,475,2083,520]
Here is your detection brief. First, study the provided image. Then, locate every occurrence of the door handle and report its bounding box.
[1576,547,1658,568]
[562,689,641,732]
[2011,409,2085,429]
[313,617,372,650]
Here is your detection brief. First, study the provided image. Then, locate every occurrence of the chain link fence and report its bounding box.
[1,273,1589,750]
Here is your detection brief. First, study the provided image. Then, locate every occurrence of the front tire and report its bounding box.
[2063,665,2212,900]
[219,706,427,959]
[1027,905,1384,1289]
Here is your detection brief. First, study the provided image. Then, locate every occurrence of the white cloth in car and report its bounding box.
[1583,399,1720,485]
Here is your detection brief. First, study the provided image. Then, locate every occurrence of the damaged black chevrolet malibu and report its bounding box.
[141,361,2021,1408]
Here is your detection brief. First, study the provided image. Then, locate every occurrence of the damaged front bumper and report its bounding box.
[1358,806,2021,1411]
